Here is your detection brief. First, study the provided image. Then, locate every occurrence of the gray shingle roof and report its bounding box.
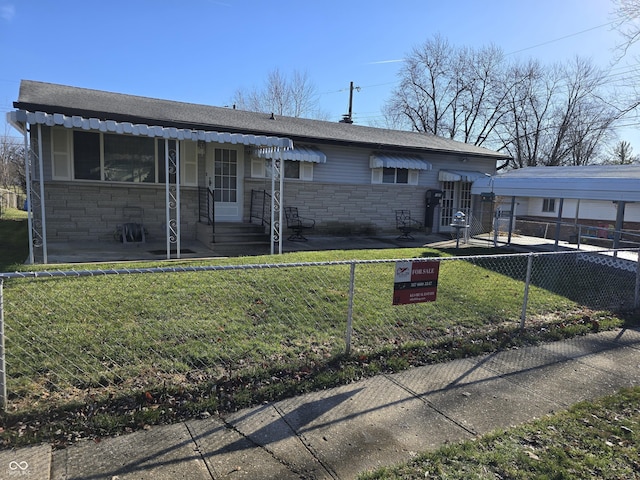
[15,80,510,159]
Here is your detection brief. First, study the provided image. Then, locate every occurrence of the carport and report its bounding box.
[471,165,640,250]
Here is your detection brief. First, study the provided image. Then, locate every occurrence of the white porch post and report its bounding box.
[37,125,47,264]
[22,126,34,265]
[278,148,284,254]
[270,148,283,254]
[165,139,181,260]
[176,141,181,259]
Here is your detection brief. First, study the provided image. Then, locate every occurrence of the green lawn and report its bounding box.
[0,207,28,270]
[359,386,640,479]
[0,220,637,449]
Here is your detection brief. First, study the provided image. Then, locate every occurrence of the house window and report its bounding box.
[371,167,418,185]
[383,167,408,184]
[284,161,300,179]
[52,128,197,185]
[73,131,101,180]
[104,134,156,183]
[542,198,556,212]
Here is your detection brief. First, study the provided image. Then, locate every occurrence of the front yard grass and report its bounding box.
[0,207,28,270]
[0,243,637,450]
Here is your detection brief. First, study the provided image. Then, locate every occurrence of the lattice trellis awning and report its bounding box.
[438,169,489,182]
[7,110,294,149]
[254,145,326,163]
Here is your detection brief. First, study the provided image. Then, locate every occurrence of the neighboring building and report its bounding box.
[7,80,509,262]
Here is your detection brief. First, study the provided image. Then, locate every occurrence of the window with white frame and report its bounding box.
[542,198,556,212]
[371,167,419,185]
[250,158,313,181]
[51,128,198,185]
[103,134,156,183]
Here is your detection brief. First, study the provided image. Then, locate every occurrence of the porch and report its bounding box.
[40,233,448,264]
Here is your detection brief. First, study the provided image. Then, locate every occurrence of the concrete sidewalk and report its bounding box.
[3,327,639,479]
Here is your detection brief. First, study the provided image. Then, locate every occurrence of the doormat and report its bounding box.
[148,249,196,255]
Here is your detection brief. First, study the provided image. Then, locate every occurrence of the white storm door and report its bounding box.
[206,146,244,221]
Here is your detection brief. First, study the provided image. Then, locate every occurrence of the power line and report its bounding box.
[505,19,621,57]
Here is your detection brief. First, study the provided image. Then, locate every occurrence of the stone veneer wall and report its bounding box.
[43,182,199,242]
[244,179,430,235]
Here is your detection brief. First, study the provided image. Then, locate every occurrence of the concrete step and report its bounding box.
[196,221,270,249]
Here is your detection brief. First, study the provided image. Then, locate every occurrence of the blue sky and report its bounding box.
[1,0,638,150]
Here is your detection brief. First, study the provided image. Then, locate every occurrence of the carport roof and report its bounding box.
[471,165,640,202]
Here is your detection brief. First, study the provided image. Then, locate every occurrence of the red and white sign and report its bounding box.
[393,260,440,305]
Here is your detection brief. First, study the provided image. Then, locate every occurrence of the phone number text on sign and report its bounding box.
[393,260,440,305]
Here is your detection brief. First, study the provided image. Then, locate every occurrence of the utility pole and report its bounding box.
[339,81,360,124]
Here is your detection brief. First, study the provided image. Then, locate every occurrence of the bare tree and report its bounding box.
[383,35,524,148]
[385,35,509,145]
[498,59,554,168]
[612,0,640,55]
[385,35,459,135]
[0,131,24,191]
[387,35,626,168]
[499,57,621,168]
[604,140,639,164]
[231,68,326,118]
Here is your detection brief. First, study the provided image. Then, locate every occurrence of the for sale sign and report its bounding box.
[393,260,440,305]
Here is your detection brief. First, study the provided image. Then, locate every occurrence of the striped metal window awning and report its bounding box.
[369,153,432,170]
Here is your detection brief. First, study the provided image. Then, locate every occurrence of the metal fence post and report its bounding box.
[345,262,356,356]
[0,278,6,411]
[520,253,534,330]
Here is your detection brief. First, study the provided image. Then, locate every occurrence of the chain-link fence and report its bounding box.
[0,249,638,446]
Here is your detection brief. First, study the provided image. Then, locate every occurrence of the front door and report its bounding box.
[206,145,244,221]
[440,181,472,232]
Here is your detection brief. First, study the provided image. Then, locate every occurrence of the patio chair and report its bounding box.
[285,207,315,241]
[395,209,423,240]
[119,206,146,243]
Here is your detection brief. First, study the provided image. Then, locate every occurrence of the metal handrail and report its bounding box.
[208,187,215,243]
[250,189,271,227]
[198,186,216,243]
